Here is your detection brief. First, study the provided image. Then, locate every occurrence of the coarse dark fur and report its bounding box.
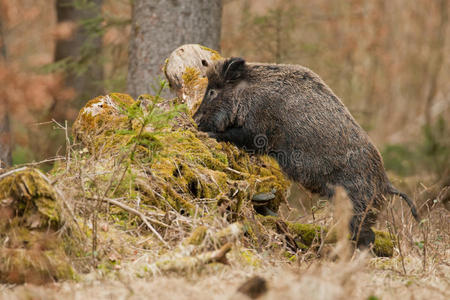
[194,57,419,247]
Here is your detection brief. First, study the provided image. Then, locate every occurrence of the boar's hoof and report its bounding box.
[252,191,276,203]
[252,190,277,216]
[237,275,268,299]
[254,206,277,217]
[353,228,376,248]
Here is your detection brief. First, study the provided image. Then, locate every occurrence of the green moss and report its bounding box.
[240,249,261,267]
[0,168,62,229]
[110,93,135,106]
[182,67,201,88]
[0,248,76,284]
[287,222,325,246]
[163,58,169,73]
[184,226,208,246]
[373,229,394,257]
[159,130,229,171]
[255,216,392,257]
[0,168,80,283]
[72,93,135,153]
[69,93,292,250]
[283,251,298,261]
[199,46,223,60]
[256,215,278,230]
[257,216,327,247]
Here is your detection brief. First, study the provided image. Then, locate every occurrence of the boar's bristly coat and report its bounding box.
[194,57,419,247]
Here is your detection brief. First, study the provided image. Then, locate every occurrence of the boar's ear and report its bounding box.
[222,57,246,82]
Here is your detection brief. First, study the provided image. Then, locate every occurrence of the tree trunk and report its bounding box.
[424,0,448,127]
[127,0,222,98]
[0,14,12,168]
[54,0,104,111]
[0,109,12,168]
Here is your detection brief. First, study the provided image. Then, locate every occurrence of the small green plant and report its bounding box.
[90,79,185,262]
[113,78,186,163]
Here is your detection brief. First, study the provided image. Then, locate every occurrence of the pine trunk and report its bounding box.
[0,110,12,168]
[0,14,12,168]
[127,0,222,98]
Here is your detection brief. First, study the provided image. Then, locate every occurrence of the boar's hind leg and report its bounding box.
[345,189,377,248]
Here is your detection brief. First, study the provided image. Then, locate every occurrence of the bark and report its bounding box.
[0,14,12,168]
[127,0,222,98]
[54,0,104,110]
[0,109,12,168]
[424,0,448,126]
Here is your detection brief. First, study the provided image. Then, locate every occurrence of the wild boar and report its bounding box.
[194,57,419,247]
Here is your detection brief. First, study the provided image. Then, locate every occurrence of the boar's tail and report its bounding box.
[388,184,420,222]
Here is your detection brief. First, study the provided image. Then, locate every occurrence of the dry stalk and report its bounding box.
[151,243,232,274]
[52,119,71,171]
[225,167,247,176]
[389,202,407,275]
[88,196,170,248]
[64,120,71,171]
[421,204,431,273]
[0,166,28,179]
[329,186,352,261]
[90,139,135,264]
[12,156,66,169]
[355,195,375,249]
[37,169,84,237]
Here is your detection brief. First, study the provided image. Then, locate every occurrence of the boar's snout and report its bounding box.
[193,111,210,132]
[193,111,203,124]
[194,109,228,133]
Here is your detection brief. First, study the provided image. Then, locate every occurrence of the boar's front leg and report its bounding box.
[207,127,255,150]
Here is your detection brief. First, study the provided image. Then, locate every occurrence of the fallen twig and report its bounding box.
[225,167,247,176]
[152,243,232,273]
[88,196,170,248]
[0,166,28,179]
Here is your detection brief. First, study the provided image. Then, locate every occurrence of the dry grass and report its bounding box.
[1,249,448,300]
[1,176,448,300]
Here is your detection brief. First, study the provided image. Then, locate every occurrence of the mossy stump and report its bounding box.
[0,168,77,284]
[71,92,290,218]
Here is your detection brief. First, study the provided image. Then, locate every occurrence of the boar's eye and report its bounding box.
[207,89,217,100]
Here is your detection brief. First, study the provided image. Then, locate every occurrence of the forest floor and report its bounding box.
[1,177,449,300]
[1,248,448,300]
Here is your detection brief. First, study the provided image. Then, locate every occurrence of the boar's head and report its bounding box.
[194,57,246,133]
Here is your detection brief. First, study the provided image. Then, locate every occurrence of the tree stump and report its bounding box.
[164,44,222,111]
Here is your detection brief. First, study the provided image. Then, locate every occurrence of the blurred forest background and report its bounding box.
[0,0,449,182]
